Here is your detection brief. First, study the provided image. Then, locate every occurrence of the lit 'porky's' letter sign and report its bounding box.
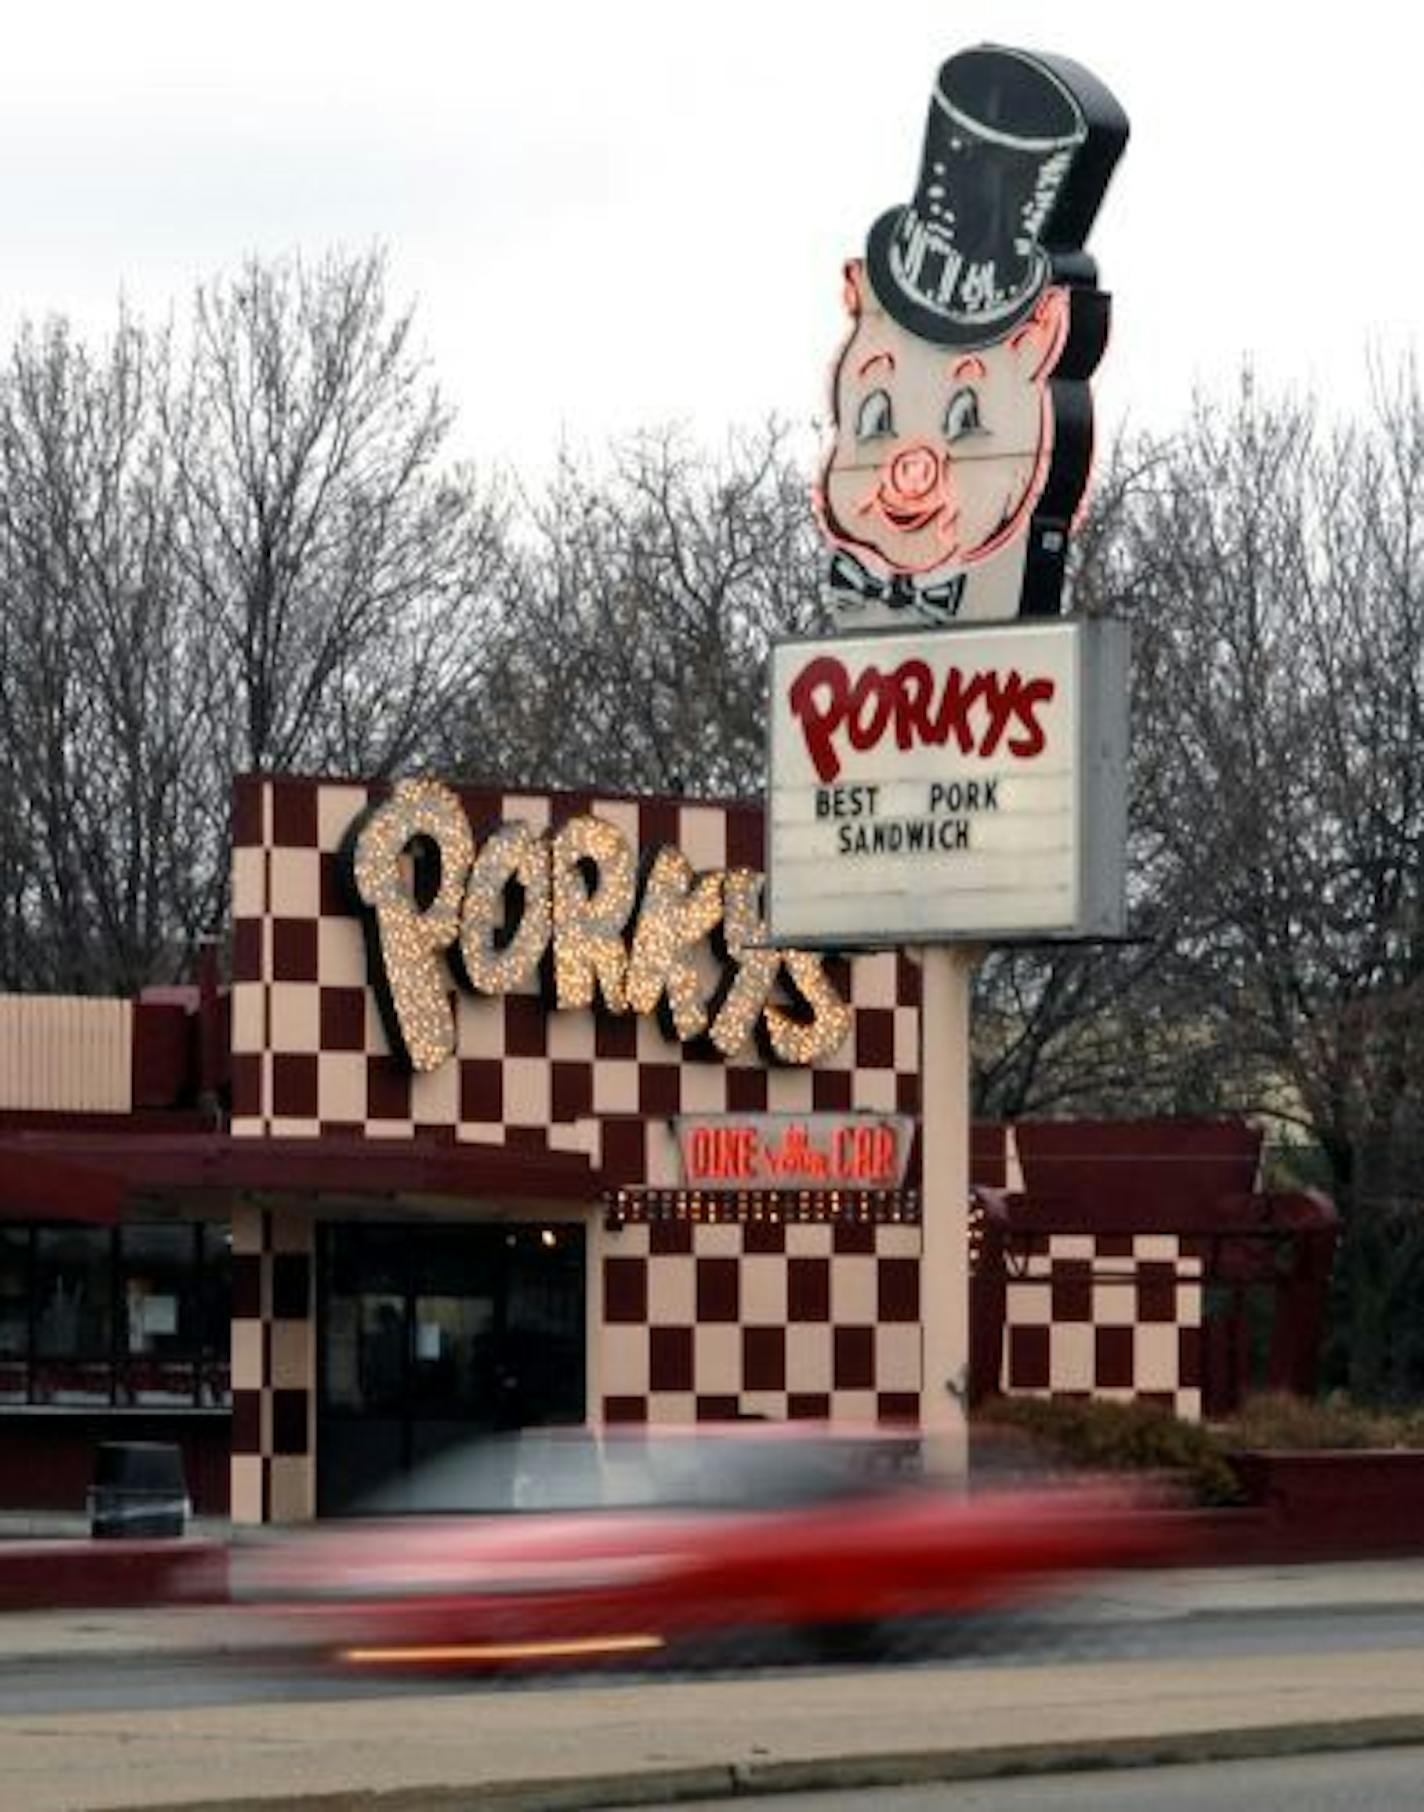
[814,45,1128,628]
[345,783,851,1072]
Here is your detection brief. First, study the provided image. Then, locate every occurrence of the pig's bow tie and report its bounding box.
[826,551,965,623]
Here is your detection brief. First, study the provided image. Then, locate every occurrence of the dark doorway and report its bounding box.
[317,1221,585,1514]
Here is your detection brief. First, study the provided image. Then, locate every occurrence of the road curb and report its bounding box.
[96,1714,1424,1812]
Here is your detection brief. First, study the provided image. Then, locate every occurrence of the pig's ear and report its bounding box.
[1008,286,1069,383]
[841,259,869,318]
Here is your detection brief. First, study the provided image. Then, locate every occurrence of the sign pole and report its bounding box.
[918,941,977,1479]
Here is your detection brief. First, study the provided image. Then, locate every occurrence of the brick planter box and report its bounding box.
[1228,1449,1424,1560]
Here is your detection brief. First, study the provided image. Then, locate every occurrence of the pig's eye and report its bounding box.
[855,390,894,440]
[943,387,982,442]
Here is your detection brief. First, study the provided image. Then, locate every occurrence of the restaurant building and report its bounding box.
[0,778,925,1521]
[0,775,1245,1524]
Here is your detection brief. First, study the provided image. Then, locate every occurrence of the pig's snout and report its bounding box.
[886,443,941,502]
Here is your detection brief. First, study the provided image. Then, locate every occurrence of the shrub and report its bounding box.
[1220,1391,1424,1452]
[972,1394,1245,1506]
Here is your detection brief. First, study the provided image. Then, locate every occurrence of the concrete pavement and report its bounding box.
[2,1561,1424,1810]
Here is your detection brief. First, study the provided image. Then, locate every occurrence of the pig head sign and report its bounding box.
[815,44,1128,629]
[768,45,1129,948]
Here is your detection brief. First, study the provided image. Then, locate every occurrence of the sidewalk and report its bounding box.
[2,1562,1424,1810]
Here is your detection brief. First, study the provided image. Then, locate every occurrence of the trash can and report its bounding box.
[88,1441,190,1539]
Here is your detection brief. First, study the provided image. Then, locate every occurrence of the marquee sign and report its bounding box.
[814,44,1128,629]
[677,1114,912,1191]
[767,617,1128,945]
[342,782,851,1074]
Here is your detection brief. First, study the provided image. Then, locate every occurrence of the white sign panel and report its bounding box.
[767,618,1128,945]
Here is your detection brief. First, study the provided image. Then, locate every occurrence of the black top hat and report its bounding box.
[865,44,1128,349]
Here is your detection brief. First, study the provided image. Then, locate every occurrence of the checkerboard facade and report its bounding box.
[228,776,924,1518]
[225,776,1208,1520]
[229,778,921,1152]
[228,1202,316,1525]
[999,1233,1203,1418]
[985,1126,1205,1419]
[597,1218,924,1426]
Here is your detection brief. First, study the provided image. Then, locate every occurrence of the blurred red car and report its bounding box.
[236,1425,1179,1671]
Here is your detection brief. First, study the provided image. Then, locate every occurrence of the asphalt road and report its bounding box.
[5,1597,1424,1715]
[647,1746,1424,1811]
[7,1580,1424,1812]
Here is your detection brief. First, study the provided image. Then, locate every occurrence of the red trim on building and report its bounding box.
[131,999,199,1109]
[0,1130,601,1205]
[0,1149,122,1223]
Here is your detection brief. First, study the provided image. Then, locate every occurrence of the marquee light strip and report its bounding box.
[604,1188,921,1228]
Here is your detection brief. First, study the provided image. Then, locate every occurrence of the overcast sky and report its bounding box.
[0,3,1415,476]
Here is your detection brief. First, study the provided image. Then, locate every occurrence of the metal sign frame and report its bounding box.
[766,616,1128,948]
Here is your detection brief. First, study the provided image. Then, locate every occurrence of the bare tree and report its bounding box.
[1003,370,1424,1395]
[168,250,509,786]
[445,422,824,796]
[0,251,512,990]
[970,442,1191,1120]
[0,314,208,990]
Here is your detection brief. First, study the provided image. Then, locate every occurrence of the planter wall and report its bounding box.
[1229,1449,1424,1560]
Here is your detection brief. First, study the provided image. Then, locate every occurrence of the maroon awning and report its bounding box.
[0,1149,124,1223]
[0,1131,602,1214]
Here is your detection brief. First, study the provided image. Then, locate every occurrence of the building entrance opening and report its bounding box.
[317,1221,585,1514]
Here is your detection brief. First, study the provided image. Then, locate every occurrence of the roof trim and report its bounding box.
[0,1132,601,1213]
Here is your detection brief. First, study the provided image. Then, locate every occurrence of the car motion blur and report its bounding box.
[236,1424,1178,1671]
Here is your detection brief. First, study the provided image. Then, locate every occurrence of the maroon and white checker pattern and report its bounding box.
[230,1203,316,1524]
[229,777,922,1161]
[596,1219,923,1425]
[1000,1233,1203,1419]
[228,777,923,1517]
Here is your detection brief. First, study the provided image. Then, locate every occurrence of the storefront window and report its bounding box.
[120,1225,198,1406]
[0,1228,29,1404]
[0,1222,230,1410]
[410,1227,498,1419]
[326,1226,411,1413]
[33,1227,112,1404]
[199,1225,232,1407]
[318,1222,587,1510]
